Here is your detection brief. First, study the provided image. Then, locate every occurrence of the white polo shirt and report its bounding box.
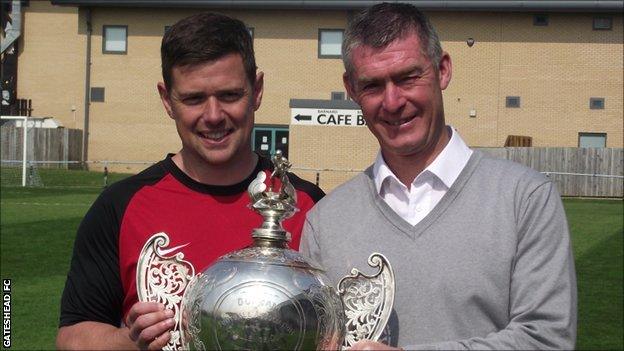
[372,126,473,226]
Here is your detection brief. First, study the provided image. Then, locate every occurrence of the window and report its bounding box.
[331,91,345,100]
[578,133,606,148]
[593,17,612,30]
[318,29,343,58]
[103,25,127,54]
[533,14,549,26]
[90,87,105,102]
[590,97,605,110]
[252,126,289,158]
[506,96,520,108]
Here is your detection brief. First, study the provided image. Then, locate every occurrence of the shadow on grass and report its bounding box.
[575,228,624,350]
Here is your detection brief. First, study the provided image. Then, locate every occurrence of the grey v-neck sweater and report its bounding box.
[301,151,576,350]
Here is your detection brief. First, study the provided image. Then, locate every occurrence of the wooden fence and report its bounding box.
[477,147,623,198]
[1,126,83,168]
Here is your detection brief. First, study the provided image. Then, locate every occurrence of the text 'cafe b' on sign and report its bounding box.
[290,108,366,127]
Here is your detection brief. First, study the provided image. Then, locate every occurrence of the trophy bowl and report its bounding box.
[180,246,345,350]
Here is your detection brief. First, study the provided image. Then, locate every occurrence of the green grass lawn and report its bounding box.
[564,199,624,350]
[1,183,622,350]
[1,186,100,350]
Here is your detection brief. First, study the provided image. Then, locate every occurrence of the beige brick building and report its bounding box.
[4,0,623,188]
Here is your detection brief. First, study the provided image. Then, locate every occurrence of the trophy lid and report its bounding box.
[219,246,322,270]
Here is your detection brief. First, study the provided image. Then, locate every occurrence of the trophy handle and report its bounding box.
[337,253,395,350]
[136,232,195,351]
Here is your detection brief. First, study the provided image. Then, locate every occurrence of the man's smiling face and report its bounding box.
[159,53,263,169]
[344,32,452,161]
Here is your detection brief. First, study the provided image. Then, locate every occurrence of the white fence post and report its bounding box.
[21,116,27,187]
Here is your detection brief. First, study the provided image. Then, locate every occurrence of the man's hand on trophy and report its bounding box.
[349,340,403,350]
[125,301,175,350]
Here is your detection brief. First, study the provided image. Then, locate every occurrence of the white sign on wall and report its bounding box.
[290,108,366,127]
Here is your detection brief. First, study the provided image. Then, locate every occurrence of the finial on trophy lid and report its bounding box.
[247,150,298,247]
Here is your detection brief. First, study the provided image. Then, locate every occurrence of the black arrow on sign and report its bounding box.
[294,114,312,121]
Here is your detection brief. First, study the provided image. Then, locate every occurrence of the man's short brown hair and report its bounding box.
[161,13,256,91]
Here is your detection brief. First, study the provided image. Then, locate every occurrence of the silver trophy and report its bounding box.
[137,151,395,350]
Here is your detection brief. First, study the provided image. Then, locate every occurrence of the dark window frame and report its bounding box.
[90,87,105,102]
[318,28,344,59]
[102,25,128,55]
[533,14,549,26]
[331,91,345,100]
[506,96,521,108]
[589,97,605,110]
[593,16,613,30]
[578,132,607,148]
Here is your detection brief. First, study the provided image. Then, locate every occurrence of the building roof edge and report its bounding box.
[50,0,624,12]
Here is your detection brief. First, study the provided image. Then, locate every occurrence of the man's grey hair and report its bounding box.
[342,3,443,76]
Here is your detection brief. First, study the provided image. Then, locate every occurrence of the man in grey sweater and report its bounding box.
[300,3,577,350]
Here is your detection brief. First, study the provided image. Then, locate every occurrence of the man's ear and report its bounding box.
[157,82,174,119]
[438,52,452,90]
[343,72,357,102]
[252,71,264,111]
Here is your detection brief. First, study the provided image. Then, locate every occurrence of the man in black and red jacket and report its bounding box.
[56,13,323,350]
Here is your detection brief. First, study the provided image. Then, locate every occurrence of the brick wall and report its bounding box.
[17,2,623,176]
